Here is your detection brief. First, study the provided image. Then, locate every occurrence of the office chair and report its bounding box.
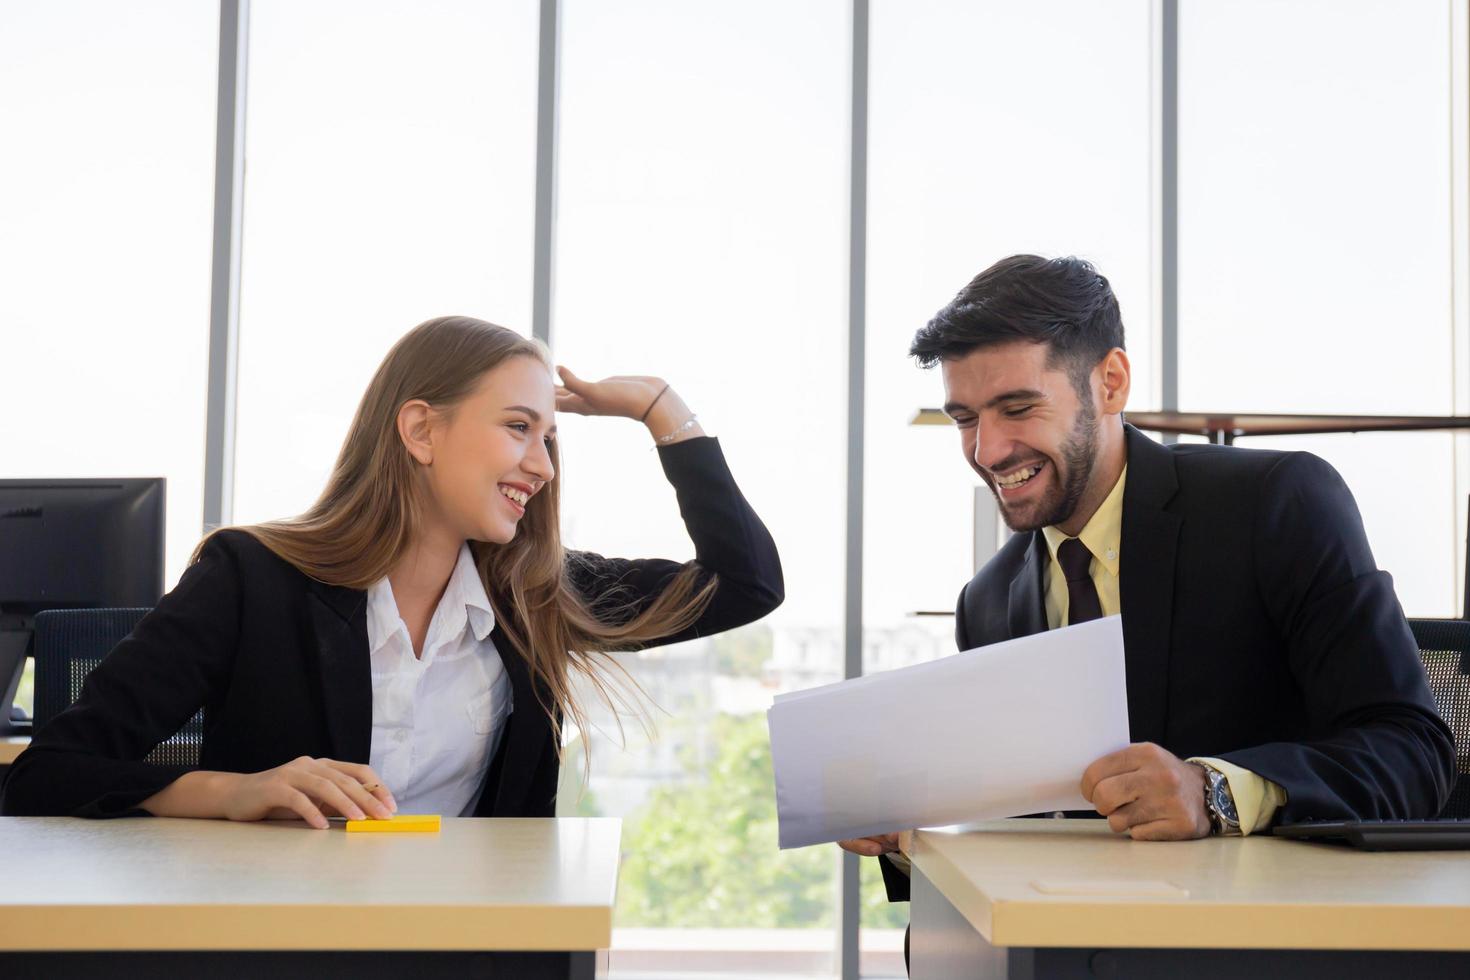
[33,608,203,767]
[1408,618,1470,819]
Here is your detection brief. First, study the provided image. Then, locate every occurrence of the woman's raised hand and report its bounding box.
[556,366,706,445]
[554,366,667,419]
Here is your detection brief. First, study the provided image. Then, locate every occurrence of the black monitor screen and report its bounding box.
[0,479,165,614]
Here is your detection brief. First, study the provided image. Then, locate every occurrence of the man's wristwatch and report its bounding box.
[1194,762,1242,836]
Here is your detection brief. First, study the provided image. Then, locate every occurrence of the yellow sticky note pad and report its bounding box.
[345,813,441,833]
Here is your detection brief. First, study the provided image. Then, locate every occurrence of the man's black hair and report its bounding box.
[910,254,1125,396]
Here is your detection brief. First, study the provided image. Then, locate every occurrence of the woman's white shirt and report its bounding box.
[366,543,513,817]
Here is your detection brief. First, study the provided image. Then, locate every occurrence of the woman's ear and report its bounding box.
[397,399,436,465]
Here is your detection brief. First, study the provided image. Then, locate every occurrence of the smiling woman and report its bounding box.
[0,316,785,827]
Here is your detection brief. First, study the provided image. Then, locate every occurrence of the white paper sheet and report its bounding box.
[768,616,1129,849]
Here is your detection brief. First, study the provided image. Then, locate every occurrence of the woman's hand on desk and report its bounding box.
[141,757,396,829]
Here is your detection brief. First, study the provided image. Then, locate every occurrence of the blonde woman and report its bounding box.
[2,317,783,825]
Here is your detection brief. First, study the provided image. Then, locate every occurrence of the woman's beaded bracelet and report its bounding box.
[654,414,699,446]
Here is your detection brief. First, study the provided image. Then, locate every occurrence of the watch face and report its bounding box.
[1211,777,1239,823]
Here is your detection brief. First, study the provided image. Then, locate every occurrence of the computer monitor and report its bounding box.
[0,479,165,734]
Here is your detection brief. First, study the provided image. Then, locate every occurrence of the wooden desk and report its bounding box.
[0,816,619,979]
[904,819,1470,979]
[0,736,27,766]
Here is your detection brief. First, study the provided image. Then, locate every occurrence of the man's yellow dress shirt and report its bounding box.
[1040,466,1287,834]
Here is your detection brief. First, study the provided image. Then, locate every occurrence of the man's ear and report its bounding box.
[1098,348,1131,416]
[397,399,435,465]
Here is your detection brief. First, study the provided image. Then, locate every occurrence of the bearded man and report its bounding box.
[840,255,1454,920]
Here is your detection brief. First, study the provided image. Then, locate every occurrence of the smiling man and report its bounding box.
[841,254,1454,930]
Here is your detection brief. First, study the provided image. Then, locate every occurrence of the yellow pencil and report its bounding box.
[345,813,441,833]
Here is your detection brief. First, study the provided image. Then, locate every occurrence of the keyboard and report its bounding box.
[1273,819,1470,851]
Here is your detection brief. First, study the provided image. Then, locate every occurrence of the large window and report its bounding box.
[864,0,1156,659]
[551,0,849,973]
[861,0,1155,951]
[230,0,538,525]
[0,1,218,588]
[1178,0,1463,616]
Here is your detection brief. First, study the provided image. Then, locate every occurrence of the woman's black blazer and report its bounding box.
[1,437,783,819]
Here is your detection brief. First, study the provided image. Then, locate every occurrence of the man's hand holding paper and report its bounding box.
[1081,742,1213,841]
[768,616,1130,851]
[837,832,900,858]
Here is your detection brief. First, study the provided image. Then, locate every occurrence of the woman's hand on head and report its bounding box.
[556,366,706,445]
[554,366,668,420]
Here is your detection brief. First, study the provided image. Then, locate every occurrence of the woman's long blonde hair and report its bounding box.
[196,316,715,762]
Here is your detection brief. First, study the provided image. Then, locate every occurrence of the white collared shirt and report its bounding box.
[366,543,513,817]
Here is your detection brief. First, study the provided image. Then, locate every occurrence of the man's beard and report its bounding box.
[990,404,1098,533]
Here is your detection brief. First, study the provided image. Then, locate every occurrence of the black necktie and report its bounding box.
[1057,537,1103,625]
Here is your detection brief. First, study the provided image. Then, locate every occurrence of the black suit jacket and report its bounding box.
[1,437,784,820]
[882,424,1454,901]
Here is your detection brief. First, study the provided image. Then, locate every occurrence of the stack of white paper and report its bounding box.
[768,616,1129,849]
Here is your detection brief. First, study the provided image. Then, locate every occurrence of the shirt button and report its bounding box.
[1105,549,1117,561]
[393,729,410,743]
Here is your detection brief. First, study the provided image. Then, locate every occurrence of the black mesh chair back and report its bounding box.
[1408,618,1470,819]
[33,608,203,768]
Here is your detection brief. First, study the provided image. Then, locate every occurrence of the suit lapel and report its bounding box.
[1118,424,1182,745]
[305,580,372,763]
[485,622,552,816]
[1007,532,1048,640]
